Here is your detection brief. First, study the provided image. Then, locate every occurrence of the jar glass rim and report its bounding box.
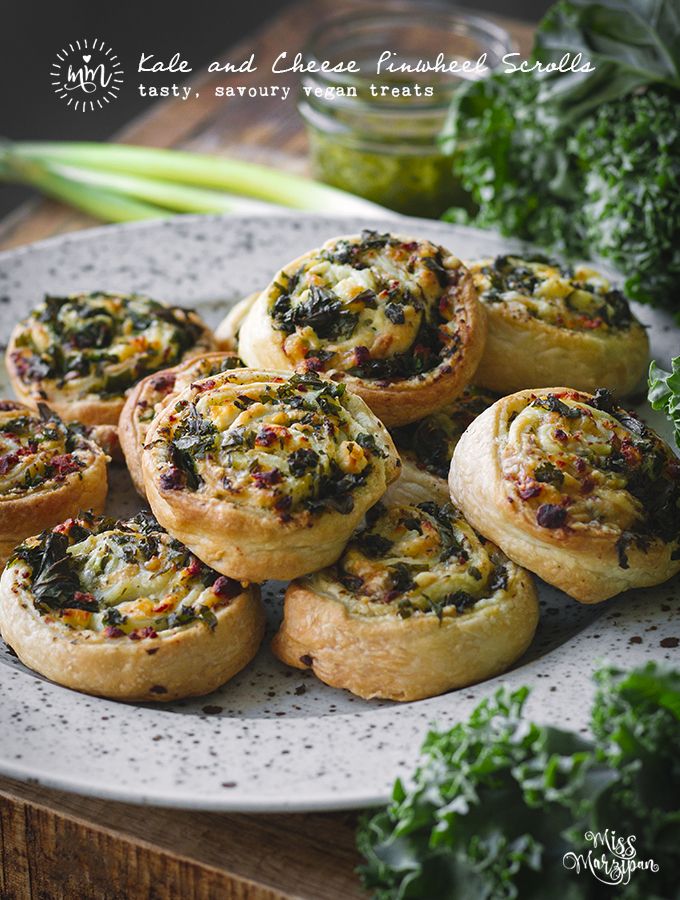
[300,0,517,119]
[304,3,515,82]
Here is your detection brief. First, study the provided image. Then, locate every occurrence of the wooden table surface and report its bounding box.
[0,3,533,896]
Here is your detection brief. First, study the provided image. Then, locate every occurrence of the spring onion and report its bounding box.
[0,140,387,222]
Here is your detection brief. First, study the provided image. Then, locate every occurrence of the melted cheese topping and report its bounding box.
[267,231,465,379]
[149,371,395,518]
[500,390,680,545]
[305,501,513,619]
[469,256,637,332]
[10,514,242,639]
[10,292,210,400]
[394,386,496,478]
[0,404,98,497]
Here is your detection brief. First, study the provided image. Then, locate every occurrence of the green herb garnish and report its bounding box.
[358,663,680,898]
[649,357,680,449]
[442,1,680,310]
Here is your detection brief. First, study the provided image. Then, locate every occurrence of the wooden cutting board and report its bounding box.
[0,3,533,896]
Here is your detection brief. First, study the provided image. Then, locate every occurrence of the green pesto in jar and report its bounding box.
[299,9,511,219]
[307,128,468,219]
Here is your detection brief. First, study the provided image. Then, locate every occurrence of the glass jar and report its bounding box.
[298,5,513,218]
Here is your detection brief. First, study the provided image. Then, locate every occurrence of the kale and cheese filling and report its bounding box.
[0,402,98,496]
[150,371,394,519]
[9,512,244,639]
[392,386,496,479]
[306,500,513,619]
[501,389,680,562]
[9,291,210,400]
[268,230,465,381]
[469,256,637,332]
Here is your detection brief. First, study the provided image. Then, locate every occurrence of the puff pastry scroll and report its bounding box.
[272,492,538,701]
[6,291,216,425]
[450,387,680,602]
[0,511,264,700]
[238,231,486,426]
[467,256,648,395]
[0,400,108,567]
[141,369,401,581]
[119,352,243,496]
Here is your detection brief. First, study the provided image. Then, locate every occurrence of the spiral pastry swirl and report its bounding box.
[6,291,215,424]
[142,369,400,580]
[273,496,538,700]
[237,231,486,426]
[0,400,108,565]
[467,256,648,395]
[0,511,263,700]
[450,387,680,602]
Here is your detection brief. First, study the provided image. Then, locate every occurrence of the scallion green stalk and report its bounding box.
[9,141,387,216]
[0,151,167,222]
[53,164,285,215]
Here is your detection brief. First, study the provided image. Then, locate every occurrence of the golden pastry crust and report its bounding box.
[6,291,216,425]
[0,512,264,701]
[215,292,261,351]
[119,352,243,496]
[142,369,401,581]
[272,495,538,701]
[467,257,649,396]
[0,400,108,568]
[237,231,486,426]
[449,387,680,603]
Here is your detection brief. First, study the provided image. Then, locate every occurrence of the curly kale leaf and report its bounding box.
[534,0,680,124]
[573,88,680,307]
[357,663,680,899]
[443,0,680,309]
[648,356,680,449]
[442,71,586,257]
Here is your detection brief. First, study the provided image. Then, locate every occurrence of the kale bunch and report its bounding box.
[649,356,680,449]
[357,663,680,899]
[443,0,680,310]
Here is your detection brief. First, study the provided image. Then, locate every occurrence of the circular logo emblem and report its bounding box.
[51,38,124,111]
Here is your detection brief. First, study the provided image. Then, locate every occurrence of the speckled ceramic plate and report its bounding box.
[0,214,678,812]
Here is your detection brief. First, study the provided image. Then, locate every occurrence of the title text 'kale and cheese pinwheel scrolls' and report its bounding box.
[119,352,244,496]
[237,231,486,426]
[141,370,401,582]
[272,488,538,701]
[468,256,649,396]
[0,512,264,701]
[0,400,108,567]
[450,388,680,603]
[6,291,216,425]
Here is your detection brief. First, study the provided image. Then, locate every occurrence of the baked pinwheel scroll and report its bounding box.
[0,400,108,567]
[142,369,401,581]
[238,231,486,426]
[7,291,216,425]
[273,489,538,701]
[450,387,680,603]
[0,512,263,701]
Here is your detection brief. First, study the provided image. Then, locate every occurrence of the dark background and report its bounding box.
[0,0,550,216]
